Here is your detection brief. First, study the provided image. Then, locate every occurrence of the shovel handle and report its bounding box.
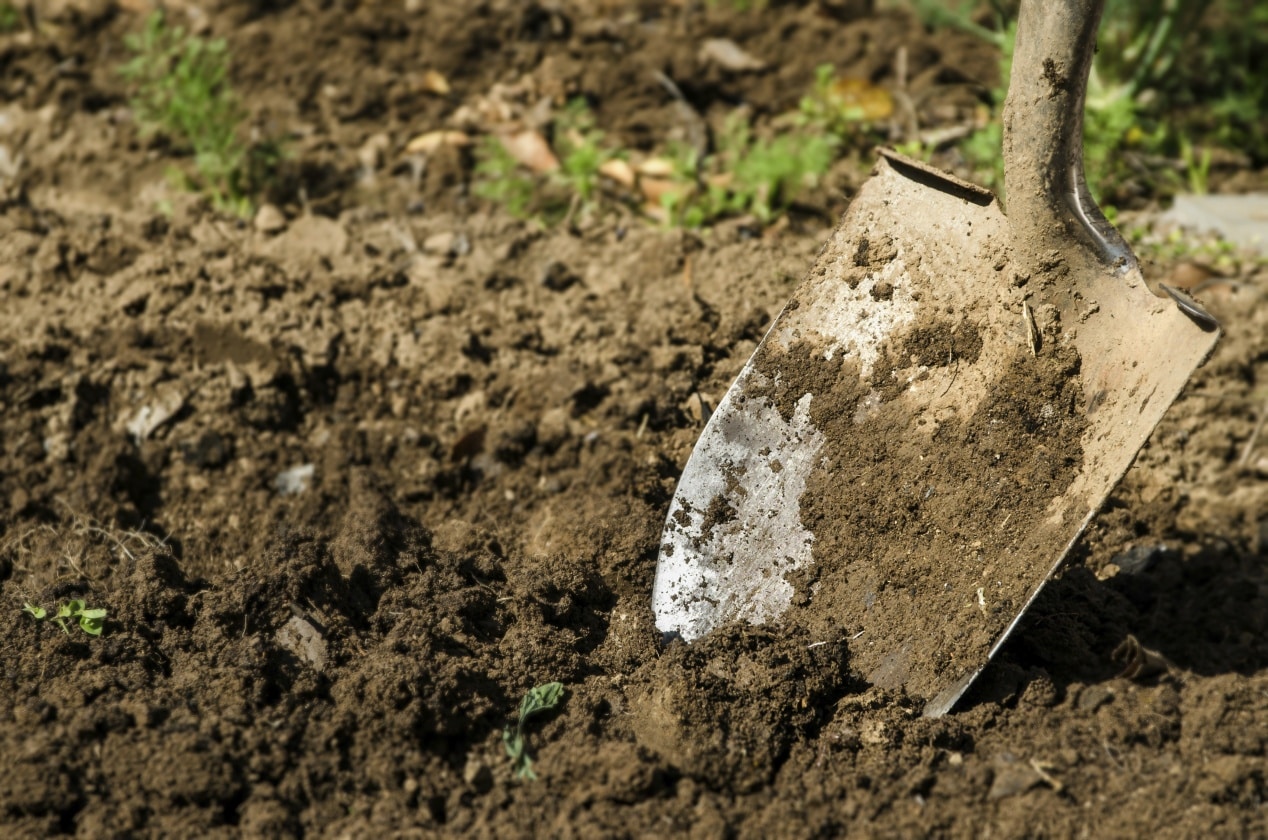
[1003,0,1133,273]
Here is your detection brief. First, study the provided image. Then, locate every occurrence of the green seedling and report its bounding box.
[474,98,620,226]
[726,125,836,224]
[502,681,565,781]
[798,65,867,139]
[662,113,836,228]
[1179,137,1212,195]
[0,2,21,33]
[796,63,895,143]
[554,97,619,210]
[706,0,769,10]
[24,599,107,636]
[120,11,282,217]
[476,73,854,230]
[473,136,537,219]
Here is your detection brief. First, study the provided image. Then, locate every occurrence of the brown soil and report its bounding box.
[2,1,1267,837]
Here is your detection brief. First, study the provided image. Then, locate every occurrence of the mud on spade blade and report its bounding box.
[652,0,1218,718]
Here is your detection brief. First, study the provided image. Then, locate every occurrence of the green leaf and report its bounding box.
[518,681,565,722]
[119,10,277,217]
[515,754,538,781]
[23,603,46,620]
[504,682,566,781]
[502,727,523,760]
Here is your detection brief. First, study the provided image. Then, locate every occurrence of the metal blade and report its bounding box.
[653,151,1217,715]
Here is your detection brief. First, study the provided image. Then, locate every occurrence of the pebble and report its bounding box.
[254,203,287,234]
[463,756,493,792]
[357,132,390,173]
[423,231,456,255]
[1077,685,1114,712]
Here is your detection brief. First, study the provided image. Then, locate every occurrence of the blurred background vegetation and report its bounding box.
[99,0,1268,230]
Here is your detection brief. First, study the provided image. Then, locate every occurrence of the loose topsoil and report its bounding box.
[2,1,1267,837]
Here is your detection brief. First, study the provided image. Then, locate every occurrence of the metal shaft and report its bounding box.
[1002,0,1134,273]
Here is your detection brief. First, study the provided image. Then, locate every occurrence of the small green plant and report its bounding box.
[798,65,867,139]
[502,681,565,781]
[1178,137,1212,195]
[120,11,281,217]
[1124,224,1268,275]
[473,137,537,219]
[725,122,837,224]
[706,0,769,10]
[0,2,22,33]
[473,99,618,225]
[477,80,861,229]
[796,63,896,143]
[662,114,837,228]
[553,98,619,210]
[24,599,107,636]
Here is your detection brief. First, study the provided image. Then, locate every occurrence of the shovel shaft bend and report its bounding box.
[1003,0,1133,273]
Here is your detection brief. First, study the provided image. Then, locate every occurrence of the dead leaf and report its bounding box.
[404,130,471,155]
[419,69,451,95]
[642,201,669,224]
[497,129,559,174]
[698,38,766,72]
[638,176,681,207]
[826,77,894,121]
[636,158,676,179]
[598,158,636,188]
[705,172,733,192]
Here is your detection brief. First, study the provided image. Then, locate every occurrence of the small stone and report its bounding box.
[859,719,889,746]
[463,756,493,792]
[698,38,766,72]
[275,615,327,671]
[124,385,186,443]
[683,392,714,425]
[423,231,456,256]
[987,755,1043,800]
[254,203,287,234]
[1077,685,1114,712]
[357,132,390,172]
[274,463,315,496]
[1112,544,1169,575]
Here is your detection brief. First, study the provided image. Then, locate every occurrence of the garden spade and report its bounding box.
[652,0,1218,717]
